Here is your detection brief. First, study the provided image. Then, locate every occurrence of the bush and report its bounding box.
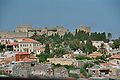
[69,73,79,79]
[80,65,93,78]
[64,65,76,70]
[75,55,92,60]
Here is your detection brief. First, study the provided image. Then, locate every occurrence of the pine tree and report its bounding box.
[45,44,50,54]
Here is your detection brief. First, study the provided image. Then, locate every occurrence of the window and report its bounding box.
[30,49,31,52]
[117,61,119,64]
[93,71,95,73]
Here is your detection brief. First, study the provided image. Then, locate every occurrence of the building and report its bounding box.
[0,32,27,38]
[16,24,32,33]
[76,25,91,33]
[47,58,77,66]
[92,41,104,49]
[30,63,53,77]
[73,49,83,55]
[13,38,45,54]
[87,51,102,58]
[62,53,74,59]
[0,38,45,55]
[12,63,53,78]
[0,25,68,38]
[0,24,31,38]
[88,62,120,78]
[15,52,30,61]
[54,67,69,78]
[0,38,15,44]
[28,26,68,37]
[109,54,120,65]
[0,51,37,64]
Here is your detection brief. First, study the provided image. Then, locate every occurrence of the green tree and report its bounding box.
[80,63,93,78]
[63,32,74,41]
[69,39,80,51]
[0,43,5,52]
[99,43,107,54]
[107,33,112,41]
[84,39,97,54]
[112,38,120,49]
[37,53,49,62]
[90,32,107,42]
[54,48,65,57]
[50,33,63,44]
[30,31,38,40]
[75,30,89,41]
[45,44,50,54]
[69,73,79,79]
[75,55,92,60]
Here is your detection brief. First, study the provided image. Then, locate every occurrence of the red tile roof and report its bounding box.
[110,54,120,59]
[16,52,30,55]
[100,62,117,66]
[19,38,38,43]
[30,54,37,59]
[21,57,35,62]
[87,51,102,58]
[6,42,18,46]
[5,56,15,63]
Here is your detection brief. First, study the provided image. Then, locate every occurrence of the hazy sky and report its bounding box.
[0,0,120,38]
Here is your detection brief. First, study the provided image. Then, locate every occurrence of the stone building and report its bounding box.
[30,63,53,77]
[47,58,76,66]
[27,26,68,37]
[12,62,53,78]
[76,25,91,33]
[54,67,69,78]
[0,25,68,38]
[12,62,32,77]
[87,62,120,78]
[0,32,27,38]
[16,24,32,33]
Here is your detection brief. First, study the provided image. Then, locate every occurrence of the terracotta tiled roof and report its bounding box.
[19,38,38,43]
[6,42,18,46]
[5,56,15,63]
[87,51,102,58]
[0,61,6,65]
[30,55,37,59]
[100,62,117,66]
[16,52,30,55]
[21,57,35,62]
[110,54,120,59]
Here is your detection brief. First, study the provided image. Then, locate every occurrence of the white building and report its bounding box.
[92,41,104,49]
[11,38,45,55]
[0,38,15,44]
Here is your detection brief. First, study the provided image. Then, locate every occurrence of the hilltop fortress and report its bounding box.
[0,24,91,38]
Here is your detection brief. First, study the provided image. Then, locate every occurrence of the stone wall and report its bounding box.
[0,32,27,38]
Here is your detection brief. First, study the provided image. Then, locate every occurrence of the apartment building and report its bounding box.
[13,38,45,54]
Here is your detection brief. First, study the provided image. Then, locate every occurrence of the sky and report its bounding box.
[0,0,120,38]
